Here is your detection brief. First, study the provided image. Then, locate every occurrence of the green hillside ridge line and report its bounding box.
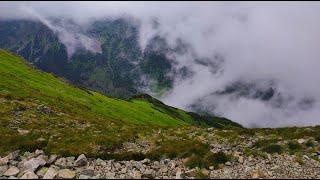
[0,49,240,156]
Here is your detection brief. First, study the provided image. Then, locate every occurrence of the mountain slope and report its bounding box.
[0,49,240,156]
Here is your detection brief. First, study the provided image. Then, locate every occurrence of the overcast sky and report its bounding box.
[1,1,320,127]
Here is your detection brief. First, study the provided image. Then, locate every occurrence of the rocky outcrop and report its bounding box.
[0,149,319,179]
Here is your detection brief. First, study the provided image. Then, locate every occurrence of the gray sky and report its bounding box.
[1,1,320,127]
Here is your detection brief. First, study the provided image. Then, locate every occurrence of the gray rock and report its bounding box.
[8,151,20,161]
[184,169,197,177]
[175,168,183,179]
[8,161,18,167]
[66,157,75,167]
[34,150,44,156]
[7,176,17,179]
[0,157,9,166]
[0,165,9,175]
[36,167,48,178]
[297,139,305,144]
[46,155,58,165]
[141,159,150,164]
[3,167,19,177]
[23,157,46,172]
[78,175,91,179]
[43,166,59,179]
[57,169,76,179]
[143,169,155,178]
[54,158,67,168]
[95,159,106,166]
[134,162,145,172]
[20,171,38,179]
[75,154,87,167]
[225,161,232,166]
[80,169,95,177]
[238,156,244,164]
[104,172,115,179]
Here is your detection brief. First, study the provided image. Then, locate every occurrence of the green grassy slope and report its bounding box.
[0,49,240,157]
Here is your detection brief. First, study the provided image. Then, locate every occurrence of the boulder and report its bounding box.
[34,150,44,156]
[238,156,244,164]
[80,169,95,177]
[3,167,20,177]
[66,157,75,167]
[8,151,20,161]
[0,157,9,166]
[0,165,9,175]
[297,139,305,144]
[78,175,91,179]
[54,158,67,168]
[57,169,76,179]
[47,155,58,165]
[20,171,38,179]
[175,168,183,179]
[23,157,46,172]
[43,166,59,179]
[36,167,48,178]
[75,154,87,167]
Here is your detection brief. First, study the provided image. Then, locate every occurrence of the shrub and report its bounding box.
[186,151,231,169]
[305,140,315,148]
[288,141,302,151]
[262,144,283,154]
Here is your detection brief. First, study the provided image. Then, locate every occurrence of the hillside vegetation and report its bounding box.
[0,49,240,157]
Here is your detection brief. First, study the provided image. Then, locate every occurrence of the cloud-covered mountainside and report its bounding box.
[1,2,320,127]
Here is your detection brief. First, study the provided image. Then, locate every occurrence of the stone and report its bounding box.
[8,176,17,179]
[18,129,30,135]
[54,158,67,168]
[303,155,310,160]
[34,150,44,156]
[78,175,91,179]
[297,139,305,144]
[58,169,76,179]
[238,156,244,164]
[175,168,182,179]
[75,154,87,167]
[201,168,209,176]
[143,169,155,179]
[95,159,106,166]
[23,157,46,172]
[80,169,95,177]
[225,161,232,166]
[184,169,197,177]
[104,172,115,179]
[0,165,9,175]
[141,159,151,164]
[8,151,20,161]
[3,167,19,177]
[132,171,141,179]
[20,171,38,179]
[36,167,48,178]
[43,166,59,179]
[0,157,9,166]
[251,170,264,179]
[47,155,58,165]
[66,157,75,167]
